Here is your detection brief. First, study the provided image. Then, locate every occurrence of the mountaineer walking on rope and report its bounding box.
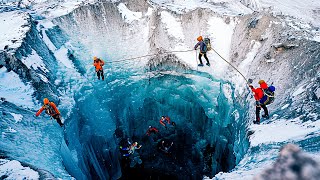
[194,36,211,66]
[93,56,105,80]
[35,98,64,127]
[248,80,276,124]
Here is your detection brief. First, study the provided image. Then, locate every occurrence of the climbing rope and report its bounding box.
[106,49,194,63]
[97,48,249,84]
[211,48,249,84]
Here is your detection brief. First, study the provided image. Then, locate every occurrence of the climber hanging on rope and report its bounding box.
[146,126,159,136]
[159,140,174,154]
[93,56,105,80]
[194,36,211,67]
[120,140,142,157]
[248,79,276,124]
[35,98,64,127]
[160,116,176,129]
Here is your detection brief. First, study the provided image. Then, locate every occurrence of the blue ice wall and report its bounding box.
[60,57,249,179]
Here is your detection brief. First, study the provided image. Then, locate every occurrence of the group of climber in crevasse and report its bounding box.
[34,36,272,129]
[119,115,175,157]
[248,79,275,124]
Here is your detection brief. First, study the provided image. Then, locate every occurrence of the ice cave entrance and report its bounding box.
[62,53,249,179]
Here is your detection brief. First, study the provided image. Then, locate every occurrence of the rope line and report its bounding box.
[107,49,194,63]
[211,48,249,84]
[101,48,248,84]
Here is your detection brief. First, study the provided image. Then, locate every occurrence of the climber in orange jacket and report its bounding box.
[36,98,64,127]
[93,56,105,80]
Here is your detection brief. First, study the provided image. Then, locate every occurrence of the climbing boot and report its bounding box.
[206,62,210,66]
[253,117,260,124]
[198,63,204,66]
[262,114,269,119]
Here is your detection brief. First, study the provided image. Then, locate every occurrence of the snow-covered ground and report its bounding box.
[0,159,39,179]
[244,0,320,27]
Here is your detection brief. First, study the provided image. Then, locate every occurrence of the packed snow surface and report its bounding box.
[0,11,30,51]
[0,159,39,180]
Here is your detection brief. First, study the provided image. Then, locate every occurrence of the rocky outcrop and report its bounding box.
[255,144,320,180]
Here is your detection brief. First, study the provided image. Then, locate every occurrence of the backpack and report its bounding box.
[44,103,56,115]
[261,86,275,105]
[204,38,212,51]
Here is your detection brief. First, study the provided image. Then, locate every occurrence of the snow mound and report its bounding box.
[0,159,39,180]
[0,11,30,51]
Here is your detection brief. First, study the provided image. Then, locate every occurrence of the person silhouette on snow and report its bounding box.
[249,80,275,124]
[36,98,64,127]
[93,56,105,80]
[194,36,210,66]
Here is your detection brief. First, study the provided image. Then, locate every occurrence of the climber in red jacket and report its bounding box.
[249,80,269,124]
[146,126,159,136]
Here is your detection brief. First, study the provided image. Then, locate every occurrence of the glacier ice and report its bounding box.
[0,0,319,179]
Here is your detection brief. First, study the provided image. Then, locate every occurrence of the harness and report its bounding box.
[43,104,57,116]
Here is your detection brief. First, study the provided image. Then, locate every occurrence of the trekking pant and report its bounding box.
[52,114,64,127]
[256,104,268,122]
[199,53,210,64]
[96,69,104,80]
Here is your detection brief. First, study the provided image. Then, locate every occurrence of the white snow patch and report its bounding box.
[238,40,261,72]
[250,118,320,146]
[54,47,73,68]
[150,0,252,15]
[0,11,30,51]
[21,50,49,72]
[42,27,57,51]
[145,7,154,16]
[207,16,236,77]
[6,127,17,133]
[40,20,56,29]
[266,58,275,63]
[315,88,320,99]
[161,11,184,40]
[235,40,261,93]
[281,103,290,110]
[0,159,39,180]
[249,0,320,26]
[314,35,320,42]
[37,73,49,83]
[118,3,142,23]
[0,67,35,108]
[292,85,305,97]
[9,113,23,123]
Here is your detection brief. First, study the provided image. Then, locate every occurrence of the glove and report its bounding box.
[256,101,261,106]
[249,85,253,88]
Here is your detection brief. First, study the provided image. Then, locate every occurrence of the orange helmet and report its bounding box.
[93,56,98,60]
[43,98,49,105]
[258,80,265,84]
[197,36,203,41]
